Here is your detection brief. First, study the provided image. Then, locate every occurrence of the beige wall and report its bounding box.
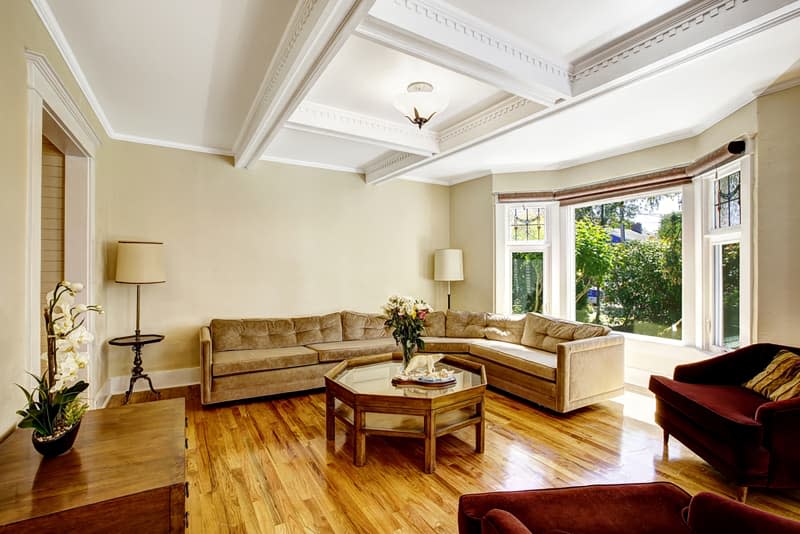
[755,84,800,345]
[493,101,758,193]
[100,142,450,375]
[0,1,110,436]
[449,176,494,311]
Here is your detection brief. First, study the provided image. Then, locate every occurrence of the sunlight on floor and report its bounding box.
[609,389,657,425]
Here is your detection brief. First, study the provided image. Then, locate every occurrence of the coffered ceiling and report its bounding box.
[35,0,800,184]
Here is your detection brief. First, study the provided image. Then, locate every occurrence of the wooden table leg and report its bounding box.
[354,408,366,467]
[424,413,436,474]
[475,398,485,453]
[325,388,335,441]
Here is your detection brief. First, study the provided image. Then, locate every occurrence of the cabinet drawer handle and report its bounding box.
[185,511,189,529]
[185,438,188,449]
[185,481,189,498]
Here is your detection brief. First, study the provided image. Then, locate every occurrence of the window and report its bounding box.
[495,203,557,315]
[573,192,683,340]
[700,161,751,350]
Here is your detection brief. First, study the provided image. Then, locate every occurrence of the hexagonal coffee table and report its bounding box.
[324,353,486,473]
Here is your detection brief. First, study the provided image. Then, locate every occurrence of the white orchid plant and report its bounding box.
[17,281,103,439]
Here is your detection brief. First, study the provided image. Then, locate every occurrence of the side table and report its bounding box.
[109,334,165,404]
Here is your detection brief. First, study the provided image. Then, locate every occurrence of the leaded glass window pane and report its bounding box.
[509,206,545,241]
[714,171,741,228]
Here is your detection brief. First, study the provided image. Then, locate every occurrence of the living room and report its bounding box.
[2,0,800,532]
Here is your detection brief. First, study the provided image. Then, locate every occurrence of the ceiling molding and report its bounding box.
[287,101,440,155]
[29,0,114,137]
[26,50,101,157]
[233,0,376,169]
[358,0,570,104]
[260,154,363,174]
[365,151,427,184]
[571,0,800,94]
[110,132,233,157]
[755,73,800,97]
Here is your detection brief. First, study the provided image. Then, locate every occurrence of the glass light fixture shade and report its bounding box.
[393,82,449,127]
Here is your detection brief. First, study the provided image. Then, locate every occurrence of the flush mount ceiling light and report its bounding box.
[393,81,449,129]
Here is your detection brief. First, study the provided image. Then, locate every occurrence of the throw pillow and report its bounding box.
[743,350,800,401]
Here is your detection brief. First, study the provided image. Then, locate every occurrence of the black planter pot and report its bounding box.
[31,421,81,457]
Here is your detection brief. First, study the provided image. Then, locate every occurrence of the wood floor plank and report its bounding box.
[107,385,800,532]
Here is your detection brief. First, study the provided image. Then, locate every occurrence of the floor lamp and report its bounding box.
[434,249,463,310]
[115,240,166,337]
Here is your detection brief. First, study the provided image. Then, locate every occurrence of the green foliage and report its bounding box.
[574,219,613,307]
[604,239,682,329]
[512,252,544,313]
[16,373,89,437]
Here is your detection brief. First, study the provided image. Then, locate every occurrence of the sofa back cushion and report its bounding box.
[210,313,342,352]
[422,311,446,337]
[446,310,488,338]
[485,313,526,344]
[342,311,390,340]
[521,312,610,353]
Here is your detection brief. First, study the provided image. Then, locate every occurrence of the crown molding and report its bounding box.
[365,151,427,183]
[233,0,375,169]
[260,154,364,174]
[572,0,800,94]
[109,132,233,157]
[359,0,570,104]
[755,73,800,97]
[26,50,101,156]
[287,101,440,155]
[29,0,114,137]
[439,96,544,150]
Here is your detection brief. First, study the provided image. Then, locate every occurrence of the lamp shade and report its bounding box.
[115,241,166,284]
[434,249,463,281]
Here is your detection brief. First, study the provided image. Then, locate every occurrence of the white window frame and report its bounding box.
[695,157,752,351]
[495,202,559,315]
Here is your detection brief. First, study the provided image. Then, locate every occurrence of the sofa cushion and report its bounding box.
[744,350,800,401]
[420,336,473,353]
[308,338,398,362]
[520,313,609,353]
[212,346,319,377]
[470,339,557,381]
[342,311,390,340]
[422,310,446,337]
[446,310,488,338]
[485,314,526,344]
[649,375,767,443]
[210,313,342,352]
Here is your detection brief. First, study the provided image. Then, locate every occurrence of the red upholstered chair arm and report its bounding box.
[756,396,800,487]
[481,510,533,534]
[673,343,789,384]
[688,491,800,533]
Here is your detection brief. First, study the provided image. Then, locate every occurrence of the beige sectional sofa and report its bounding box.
[199,309,624,413]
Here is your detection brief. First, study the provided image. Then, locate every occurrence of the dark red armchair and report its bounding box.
[649,343,800,501]
[458,482,800,534]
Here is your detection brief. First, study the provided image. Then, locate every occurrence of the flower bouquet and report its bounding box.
[382,295,432,369]
[17,281,102,456]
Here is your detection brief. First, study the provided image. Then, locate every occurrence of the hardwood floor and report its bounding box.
[109,386,800,533]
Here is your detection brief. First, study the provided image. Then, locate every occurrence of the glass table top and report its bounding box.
[332,359,483,398]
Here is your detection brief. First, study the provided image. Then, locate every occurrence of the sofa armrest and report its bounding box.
[756,396,800,487]
[200,326,213,405]
[556,334,625,412]
[673,343,790,385]
[688,491,800,533]
[481,510,533,534]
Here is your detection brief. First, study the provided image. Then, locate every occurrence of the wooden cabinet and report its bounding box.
[0,398,186,533]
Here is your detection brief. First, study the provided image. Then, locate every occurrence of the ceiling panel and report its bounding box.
[305,35,509,131]
[406,15,800,182]
[46,0,297,151]
[450,0,692,64]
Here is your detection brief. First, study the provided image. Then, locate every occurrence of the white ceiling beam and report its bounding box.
[233,0,376,169]
[286,101,440,155]
[572,0,800,95]
[365,96,546,184]
[356,0,571,105]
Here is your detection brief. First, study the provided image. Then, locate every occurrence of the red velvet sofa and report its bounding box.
[649,343,800,499]
[458,482,800,534]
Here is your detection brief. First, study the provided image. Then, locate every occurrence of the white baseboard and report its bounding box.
[109,367,201,396]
